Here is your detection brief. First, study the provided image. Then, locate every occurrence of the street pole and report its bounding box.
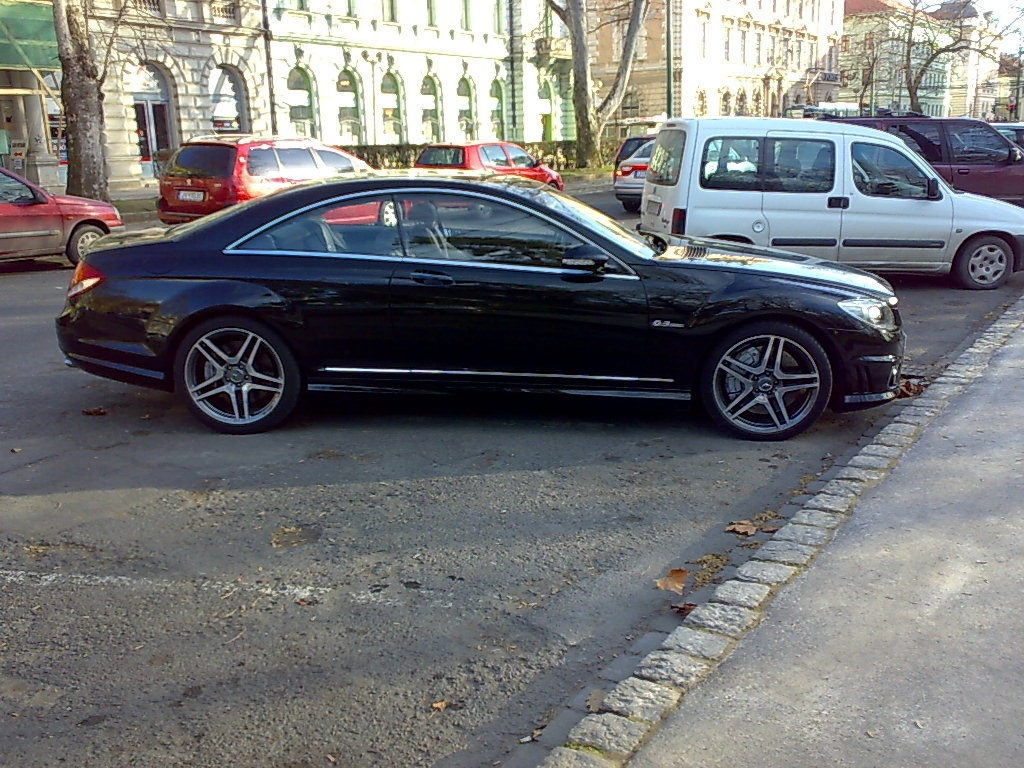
[665,0,673,117]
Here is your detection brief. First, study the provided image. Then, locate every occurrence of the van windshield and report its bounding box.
[163,145,236,179]
[648,130,686,185]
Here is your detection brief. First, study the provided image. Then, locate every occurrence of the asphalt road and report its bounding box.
[1,191,1021,768]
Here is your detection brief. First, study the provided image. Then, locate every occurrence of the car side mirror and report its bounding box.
[1010,146,1023,164]
[926,177,940,199]
[562,244,609,272]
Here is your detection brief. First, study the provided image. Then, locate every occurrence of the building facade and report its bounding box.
[0,0,575,193]
[592,0,844,140]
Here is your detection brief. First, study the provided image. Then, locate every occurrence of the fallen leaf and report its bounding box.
[327,755,338,764]
[897,377,928,398]
[653,568,689,595]
[432,700,451,711]
[295,597,319,606]
[726,520,758,536]
[81,407,107,416]
[672,602,697,617]
[760,525,781,534]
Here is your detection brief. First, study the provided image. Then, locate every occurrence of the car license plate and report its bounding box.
[646,199,662,216]
[634,170,646,178]
[177,190,205,202]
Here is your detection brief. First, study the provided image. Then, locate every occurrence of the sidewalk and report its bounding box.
[540,293,1024,768]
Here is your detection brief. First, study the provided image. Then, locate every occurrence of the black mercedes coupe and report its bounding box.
[56,173,905,440]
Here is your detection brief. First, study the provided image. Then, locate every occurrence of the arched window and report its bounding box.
[721,90,732,116]
[128,63,174,178]
[209,65,250,133]
[457,77,476,140]
[736,90,748,116]
[538,80,554,141]
[380,72,403,142]
[286,67,316,138]
[420,77,441,142]
[620,92,640,120]
[752,91,763,117]
[337,69,362,145]
[490,80,505,140]
[695,90,707,117]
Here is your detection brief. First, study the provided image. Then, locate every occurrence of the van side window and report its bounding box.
[700,138,759,189]
[648,129,686,185]
[945,123,1012,164]
[765,139,834,193]
[889,122,943,163]
[851,143,931,199]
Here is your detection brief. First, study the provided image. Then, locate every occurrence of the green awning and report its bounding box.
[0,0,59,71]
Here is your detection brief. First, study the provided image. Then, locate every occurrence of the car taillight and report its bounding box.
[671,208,687,235]
[616,167,631,177]
[67,262,106,299]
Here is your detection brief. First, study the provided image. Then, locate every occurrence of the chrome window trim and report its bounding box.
[317,366,672,382]
[223,186,638,276]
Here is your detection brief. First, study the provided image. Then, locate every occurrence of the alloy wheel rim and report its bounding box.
[183,327,286,425]
[968,244,1007,285]
[712,334,821,435]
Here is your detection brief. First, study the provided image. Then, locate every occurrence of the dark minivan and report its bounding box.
[837,116,1024,206]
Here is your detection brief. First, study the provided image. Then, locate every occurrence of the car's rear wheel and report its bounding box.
[953,235,1010,290]
[622,199,641,213]
[700,321,832,441]
[65,224,104,266]
[173,316,301,434]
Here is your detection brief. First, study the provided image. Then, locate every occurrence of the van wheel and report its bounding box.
[700,321,832,441]
[66,224,104,266]
[953,235,1010,290]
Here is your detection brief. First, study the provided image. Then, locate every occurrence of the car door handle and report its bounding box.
[409,270,455,286]
[827,196,849,209]
[957,168,970,175]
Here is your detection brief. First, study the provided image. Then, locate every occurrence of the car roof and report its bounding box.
[181,134,347,148]
[657,116,915,140]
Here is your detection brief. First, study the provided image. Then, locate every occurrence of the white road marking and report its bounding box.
[0,568,329,601]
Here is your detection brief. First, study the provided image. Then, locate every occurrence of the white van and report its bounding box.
[639,117,1024,289]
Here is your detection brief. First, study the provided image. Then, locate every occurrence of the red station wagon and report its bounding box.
[0,167,123,265]
[158,135,372,224]
[414,141,565,190]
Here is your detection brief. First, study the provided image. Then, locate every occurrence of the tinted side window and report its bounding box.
[276,148,320,177]
[163,145,236,178]
[0,172,36,203]
[700,138,760,190]
[480,145,510,166]
[765,139,834,193]
[946,122,1011,164]
[505,145,535,168]
[417,146,465,166]
[889,122,943,163]
[316,149,354,173]
[239,195,400,255]
[648,129,686,185]
[396,193,610,270]
[851,143,931,199]
[245,148,279,176]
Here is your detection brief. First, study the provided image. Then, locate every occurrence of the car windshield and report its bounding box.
[526,186,660,258]
[163,145,236,178]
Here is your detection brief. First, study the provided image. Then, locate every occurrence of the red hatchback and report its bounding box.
[0,167,123,265]
[414,141,564,190]
[158,135,372,224]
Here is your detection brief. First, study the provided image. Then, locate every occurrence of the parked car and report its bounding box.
[834,116,1024,206]
[613,134,657,167]
[993,122,1024,148]
[157,135,372,224]
[413,141,564,189]
[57,174,904,440]
[614,139,654,212]
[0,167,123,265]
[640,117,1024,289]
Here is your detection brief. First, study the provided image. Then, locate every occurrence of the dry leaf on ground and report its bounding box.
[653,568,690,595]
[726,520,758,536]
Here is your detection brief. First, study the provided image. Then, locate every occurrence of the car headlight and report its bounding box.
[838,296,898,332]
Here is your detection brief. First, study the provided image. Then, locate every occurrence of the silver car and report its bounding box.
[613,139,654,212]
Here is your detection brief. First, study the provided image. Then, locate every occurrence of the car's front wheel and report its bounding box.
[65,224,104,266]
[953,234,1011,290]
[700,321,832,441]
[173,316,301,434]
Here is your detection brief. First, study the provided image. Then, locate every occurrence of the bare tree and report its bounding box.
[547,0,651,167]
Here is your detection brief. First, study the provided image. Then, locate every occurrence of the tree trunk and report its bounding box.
[53,0,108,201]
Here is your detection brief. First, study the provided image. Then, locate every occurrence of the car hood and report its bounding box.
[948,190,1024,227]
[653,235,894,297]
[53,194,117,213]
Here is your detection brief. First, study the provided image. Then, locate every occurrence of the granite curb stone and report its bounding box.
[535,292,1024,768]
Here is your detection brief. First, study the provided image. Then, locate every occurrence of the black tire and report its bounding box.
[952,235,1011,290]
[173,316,302,434]
[622,199,641,213]
[65,224,105,266]
[700,321,832,441]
